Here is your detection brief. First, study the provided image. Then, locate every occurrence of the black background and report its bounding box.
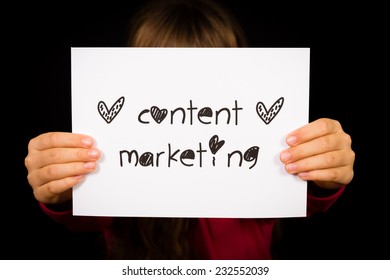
[5,1,387,259]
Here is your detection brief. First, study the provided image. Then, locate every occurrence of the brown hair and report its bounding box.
[109,0,248,259]
[109,217,196,259]
[127,0,247,47]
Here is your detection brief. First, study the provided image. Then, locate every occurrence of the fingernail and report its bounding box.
[84,162,96,170]
[74,175,85,181]
[298,172,309,180]
[286,136,297,146]
[82,137,93,147]
[88,149,100,159]
[286,163,297,172]
[280,151,291,162]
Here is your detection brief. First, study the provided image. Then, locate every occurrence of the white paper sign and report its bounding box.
[71,48,310,218]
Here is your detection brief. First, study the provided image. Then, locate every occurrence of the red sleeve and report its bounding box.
[194,186,346,259]
[306,186,345,216]
[39,203,112,232]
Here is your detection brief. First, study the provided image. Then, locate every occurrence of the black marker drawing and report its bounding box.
[150,106,168,124]
[209,135,225,154]
[98,96,125,124]
[256,97,284,125]
[138,100,242,125]
[119,134,259,169]
[209,134,225,166]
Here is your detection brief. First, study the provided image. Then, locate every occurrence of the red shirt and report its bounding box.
[40,187,344,259]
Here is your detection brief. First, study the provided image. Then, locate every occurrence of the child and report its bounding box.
[24,0,355,259]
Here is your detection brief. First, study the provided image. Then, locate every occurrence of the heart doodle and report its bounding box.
[209,135,225,155]
[150,106,168,124]
[256,97,284,125]
[97,96,125,124]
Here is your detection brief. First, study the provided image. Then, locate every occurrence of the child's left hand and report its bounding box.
[280,118,355,189]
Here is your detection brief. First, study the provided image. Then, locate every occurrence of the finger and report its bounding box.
[286,118,341,147]
[297,165,354,187]
[25,147,100,170]
[27,161,97,188]
[33,177,81,204]
[284,150,350,175]
[28,132,95,152]
[280,133,342,164]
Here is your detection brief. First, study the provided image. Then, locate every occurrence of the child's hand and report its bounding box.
[25,132,101,204]
[280,118,355,189]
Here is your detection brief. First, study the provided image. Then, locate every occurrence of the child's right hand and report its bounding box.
[25,132,101,205]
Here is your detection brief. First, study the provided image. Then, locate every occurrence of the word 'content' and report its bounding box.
[138,100,243,125]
